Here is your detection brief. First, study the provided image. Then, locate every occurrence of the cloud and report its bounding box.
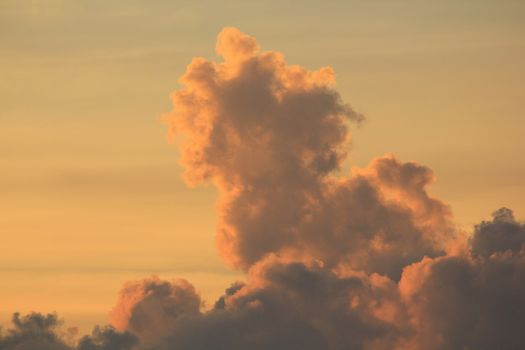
[0,313,71,350]
[400,245,525,348]
[165,27,450,282]
[109,258,406,350]
[470,207,525,258]
[7,27,524,350]
[109,276,202,343]
[0,313,137,350]
[166,26,361,271]
[159,27,525,349]
[77,326,137,350]
[295,154,453,281]
[105,208,523,350]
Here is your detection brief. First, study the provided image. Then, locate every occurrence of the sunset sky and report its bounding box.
[2,0,525,343]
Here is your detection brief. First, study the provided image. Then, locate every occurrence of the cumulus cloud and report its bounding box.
[0,313,71,350]
[0,313,137,350]
[77,326,137,350]
[7,27,525,350]
[104,208,524,350]
[470,207,525,258]
[109,276,202,344]
[400,242,525,349]
[107,258,406,350]
[166,27,360,268]
[165,27,451,281]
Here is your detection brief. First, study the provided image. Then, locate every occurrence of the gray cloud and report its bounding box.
[0,313,71,350]
[77,326,137,350]
[470,207,525,258]
[400,243,525,349]
[110,259,405,350]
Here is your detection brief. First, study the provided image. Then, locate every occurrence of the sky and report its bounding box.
[1,0,525,342]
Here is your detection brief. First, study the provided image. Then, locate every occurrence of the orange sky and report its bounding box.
[1,0,525,333]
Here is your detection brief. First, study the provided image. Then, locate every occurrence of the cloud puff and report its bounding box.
[111,258,406,350]
[295,154,453,280]
[470,207,525,258]
[165,27,451,282]
[400,248,525,348]
[109,276,202,343]
[77,326,137,350]
[107,209,524,350]
[0,313,137,350]
[166,27,361,271]
[0,313,71,350]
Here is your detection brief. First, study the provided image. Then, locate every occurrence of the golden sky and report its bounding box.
[1,0,525,335]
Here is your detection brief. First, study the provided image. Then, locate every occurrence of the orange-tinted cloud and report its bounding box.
[109,277,201,344]
[165,28,451,281]
[166,27,360,271]
[104,257,406,350]
[5,27,525,350]
[399,209,525,349]
[99,211,524,350]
